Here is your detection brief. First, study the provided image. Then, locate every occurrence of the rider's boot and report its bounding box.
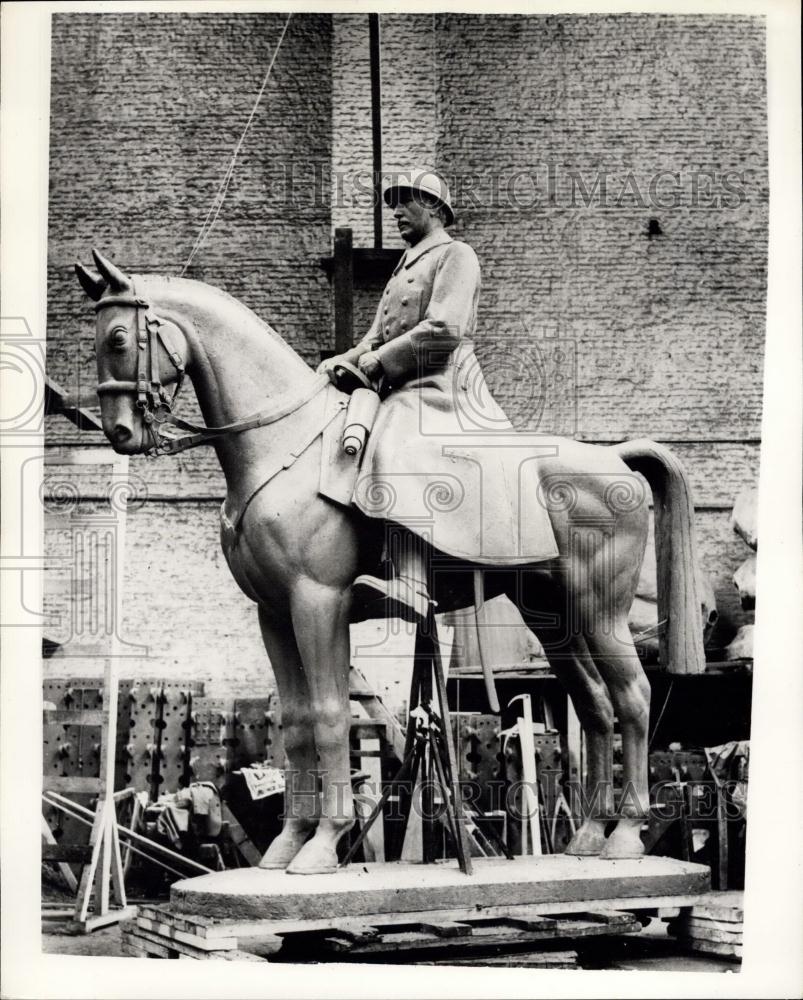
[352,534,430,624]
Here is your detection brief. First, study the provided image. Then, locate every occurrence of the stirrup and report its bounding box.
[352,574,430,625]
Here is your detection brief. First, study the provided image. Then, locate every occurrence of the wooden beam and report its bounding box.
[44,373,103,432]
[319,246,402,282]
[333,227,354,355]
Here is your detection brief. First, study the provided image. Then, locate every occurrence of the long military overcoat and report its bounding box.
[343,230,558,565]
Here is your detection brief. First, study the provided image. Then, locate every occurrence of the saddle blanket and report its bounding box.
[320,378,559,567]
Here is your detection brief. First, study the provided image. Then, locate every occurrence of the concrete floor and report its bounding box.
[41,915,737,972]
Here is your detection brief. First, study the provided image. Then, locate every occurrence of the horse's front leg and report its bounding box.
[284,578,354,875]
[256,606,320,869]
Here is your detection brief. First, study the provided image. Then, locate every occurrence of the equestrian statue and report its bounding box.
[75,169,706,875]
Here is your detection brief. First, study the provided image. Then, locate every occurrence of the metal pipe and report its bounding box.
[368,13,383,248]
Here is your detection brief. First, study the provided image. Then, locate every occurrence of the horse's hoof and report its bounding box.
[286,863,338,876]
[285,847,339,876]
[599,820,646,860]
[284,823,353,875]
[258,827,315,870]
[564,820,607,856]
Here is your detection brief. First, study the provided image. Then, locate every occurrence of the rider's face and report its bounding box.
[392,192,440,246]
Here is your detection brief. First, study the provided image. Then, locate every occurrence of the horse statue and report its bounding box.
[76,249,705,875]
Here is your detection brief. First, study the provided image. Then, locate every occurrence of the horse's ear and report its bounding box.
[75,262,108,301]
[91,248,132,293]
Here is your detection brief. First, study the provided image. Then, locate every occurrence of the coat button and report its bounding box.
[401,298,409,306]
[385,288,390,295]
[407,277,414,283]
[383,307,388,314]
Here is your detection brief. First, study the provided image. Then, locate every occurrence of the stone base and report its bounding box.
[171,855,710,924]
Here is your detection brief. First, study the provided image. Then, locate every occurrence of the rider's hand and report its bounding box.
[358,351,383,382]
[317,355,345,384]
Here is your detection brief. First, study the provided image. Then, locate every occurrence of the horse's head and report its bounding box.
[76,250,189,454]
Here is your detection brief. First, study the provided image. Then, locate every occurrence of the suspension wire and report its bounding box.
[648,678,675,750]
[180,12,293,276]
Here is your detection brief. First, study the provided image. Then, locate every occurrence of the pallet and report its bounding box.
[126,902,640,963]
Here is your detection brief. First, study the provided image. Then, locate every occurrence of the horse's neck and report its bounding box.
[141,275,314,482]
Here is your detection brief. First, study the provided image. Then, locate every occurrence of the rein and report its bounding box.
[95,287,331,456]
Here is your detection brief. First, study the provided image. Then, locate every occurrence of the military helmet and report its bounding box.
[383,169,455,227]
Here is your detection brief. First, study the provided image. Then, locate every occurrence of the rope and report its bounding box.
[180,12,293,276]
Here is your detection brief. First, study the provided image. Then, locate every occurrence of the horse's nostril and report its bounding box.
[113,424,132,443]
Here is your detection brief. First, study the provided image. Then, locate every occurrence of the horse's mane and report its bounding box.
[137,272,311,371]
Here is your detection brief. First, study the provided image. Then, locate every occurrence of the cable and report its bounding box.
[180,12,293,276]
[648,678,675,750]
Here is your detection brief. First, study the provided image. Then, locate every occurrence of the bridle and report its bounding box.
[93,284,334,456]
[95,290,186,452]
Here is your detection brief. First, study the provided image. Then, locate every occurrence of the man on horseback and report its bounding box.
[319,169,556,624]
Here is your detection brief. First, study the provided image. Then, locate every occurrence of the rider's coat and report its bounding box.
[343,230,559,565]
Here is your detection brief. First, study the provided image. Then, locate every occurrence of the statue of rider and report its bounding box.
[319,169,554,624]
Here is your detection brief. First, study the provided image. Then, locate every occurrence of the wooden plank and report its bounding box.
[682,921,743,944]
[122,930,173,959]
[414,920,474,938]
[682,936,742,959]
[547,914,640,938]
[427,950,578,968]
[41,909,77,921]
[685,916,744,934]
[687,891,743,919]
[137,904,223,937]
[126,924,267,962]
[330,920,380,941]
[498,914,558,933]
[136,916,238,951]
[81,906,137,933]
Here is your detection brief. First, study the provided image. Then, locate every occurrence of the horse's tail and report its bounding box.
[613,438,706,675]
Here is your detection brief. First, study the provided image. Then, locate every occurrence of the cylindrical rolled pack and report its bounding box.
[342,387,381,456]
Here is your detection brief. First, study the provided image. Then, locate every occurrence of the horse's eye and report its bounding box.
[108,327,127,349]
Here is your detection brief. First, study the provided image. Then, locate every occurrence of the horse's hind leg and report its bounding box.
[584,624,651,859]
[527,624,616,856]
[257,606,320,869]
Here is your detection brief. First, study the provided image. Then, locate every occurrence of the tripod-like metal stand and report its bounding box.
[342,606,474,874]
